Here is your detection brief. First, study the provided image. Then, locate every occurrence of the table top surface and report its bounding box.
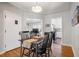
[19,35,46,43]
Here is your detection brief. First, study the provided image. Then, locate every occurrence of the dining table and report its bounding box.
[19,35,44,56]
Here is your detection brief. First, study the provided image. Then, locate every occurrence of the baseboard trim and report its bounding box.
[71,46,76,57]
[62,43,72,47]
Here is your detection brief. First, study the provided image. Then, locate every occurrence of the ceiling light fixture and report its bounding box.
[32,2,42,13]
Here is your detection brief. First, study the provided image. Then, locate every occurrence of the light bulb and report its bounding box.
[32,6,42,13]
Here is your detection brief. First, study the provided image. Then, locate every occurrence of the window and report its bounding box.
[26,18,43,35]
[51,17,62,29]
[51,17,62,38]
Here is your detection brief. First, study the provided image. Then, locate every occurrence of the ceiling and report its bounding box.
[9,2,71,15]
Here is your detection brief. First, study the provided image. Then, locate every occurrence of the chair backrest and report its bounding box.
[30,32,36,38]
[35,34,49,54]
[42,35,49,49]
[44,32,49,40]
[52,31,56,41]
[19,31,30,40]
[47,32,54,48]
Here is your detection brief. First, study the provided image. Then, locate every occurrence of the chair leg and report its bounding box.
[32,52,35,57]
[48,49,50,57]
[45,52,47,57]
[28,50,31,57]
[22,48,25,57]
[41,54,43,57]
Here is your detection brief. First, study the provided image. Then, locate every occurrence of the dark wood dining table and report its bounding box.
[19,35,44,57]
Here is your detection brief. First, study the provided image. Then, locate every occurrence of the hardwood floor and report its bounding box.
[0,45,74,57]
[0,48,20,57]
[62,45,74,57]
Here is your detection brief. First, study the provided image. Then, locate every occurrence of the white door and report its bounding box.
[4,11,21,51]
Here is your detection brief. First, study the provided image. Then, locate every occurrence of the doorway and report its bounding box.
[51,17,62,44]
[26,18,43,35]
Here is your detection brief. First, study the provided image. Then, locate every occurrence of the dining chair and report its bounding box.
[19,31,32,57]
[22,42,34,57]
[32,34,49,57]
[20,31,30,40]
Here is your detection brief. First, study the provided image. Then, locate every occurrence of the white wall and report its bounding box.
[0,2,23,52]
[44,11,72,45]
[0,11,4,51]
[70,2,79,56]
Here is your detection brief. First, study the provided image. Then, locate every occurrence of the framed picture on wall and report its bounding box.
[15,20,18,24]
[72,6,79,26]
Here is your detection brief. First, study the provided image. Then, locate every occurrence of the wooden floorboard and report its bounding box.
[0,45,74,57]
[62,45,74,57]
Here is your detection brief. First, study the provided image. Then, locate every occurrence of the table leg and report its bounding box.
[36,44,38,57]
[20,41,23,57]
